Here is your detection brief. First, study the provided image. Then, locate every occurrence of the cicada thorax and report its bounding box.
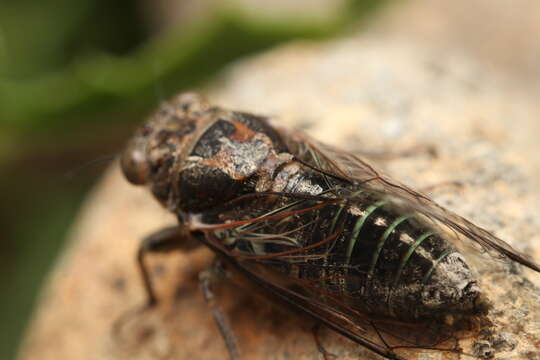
[172,111,291,213]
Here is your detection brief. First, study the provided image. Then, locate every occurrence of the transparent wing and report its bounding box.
[279,128,540,273]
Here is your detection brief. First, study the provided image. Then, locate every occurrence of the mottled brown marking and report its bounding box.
[229,120,259,142]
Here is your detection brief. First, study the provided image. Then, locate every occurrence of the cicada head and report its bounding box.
[121,93,213,208]
[122,92,294,213]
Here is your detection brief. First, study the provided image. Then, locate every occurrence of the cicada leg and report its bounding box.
[199,260,241,360]
[136,225,201,307]
[113,224,201,338]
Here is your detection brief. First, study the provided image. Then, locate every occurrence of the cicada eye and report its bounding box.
[120,137,149,185]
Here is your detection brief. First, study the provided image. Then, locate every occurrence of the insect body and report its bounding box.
[120,93,540,359]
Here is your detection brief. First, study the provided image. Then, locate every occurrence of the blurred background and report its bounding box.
[3,0,540,359]
[0,1,384,359]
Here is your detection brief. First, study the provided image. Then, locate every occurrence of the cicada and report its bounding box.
[119,92,540,360]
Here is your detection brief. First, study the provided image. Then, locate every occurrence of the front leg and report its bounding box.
[137,224,201,308]
[138,230,240,359]
[113,224,202,348]
[113,224,201,340]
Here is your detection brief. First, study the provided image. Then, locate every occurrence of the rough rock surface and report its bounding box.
[374,0,540,91]
[19,27,540,360]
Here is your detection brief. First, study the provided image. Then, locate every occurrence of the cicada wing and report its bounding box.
[280,128,540,273]
[199,234,398,359]
[200,229,463,360]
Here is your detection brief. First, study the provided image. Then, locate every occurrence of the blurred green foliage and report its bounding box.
[0,1,387,359]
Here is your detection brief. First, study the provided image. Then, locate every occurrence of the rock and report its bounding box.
[19,31,540,360]
[373,0,540,93]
